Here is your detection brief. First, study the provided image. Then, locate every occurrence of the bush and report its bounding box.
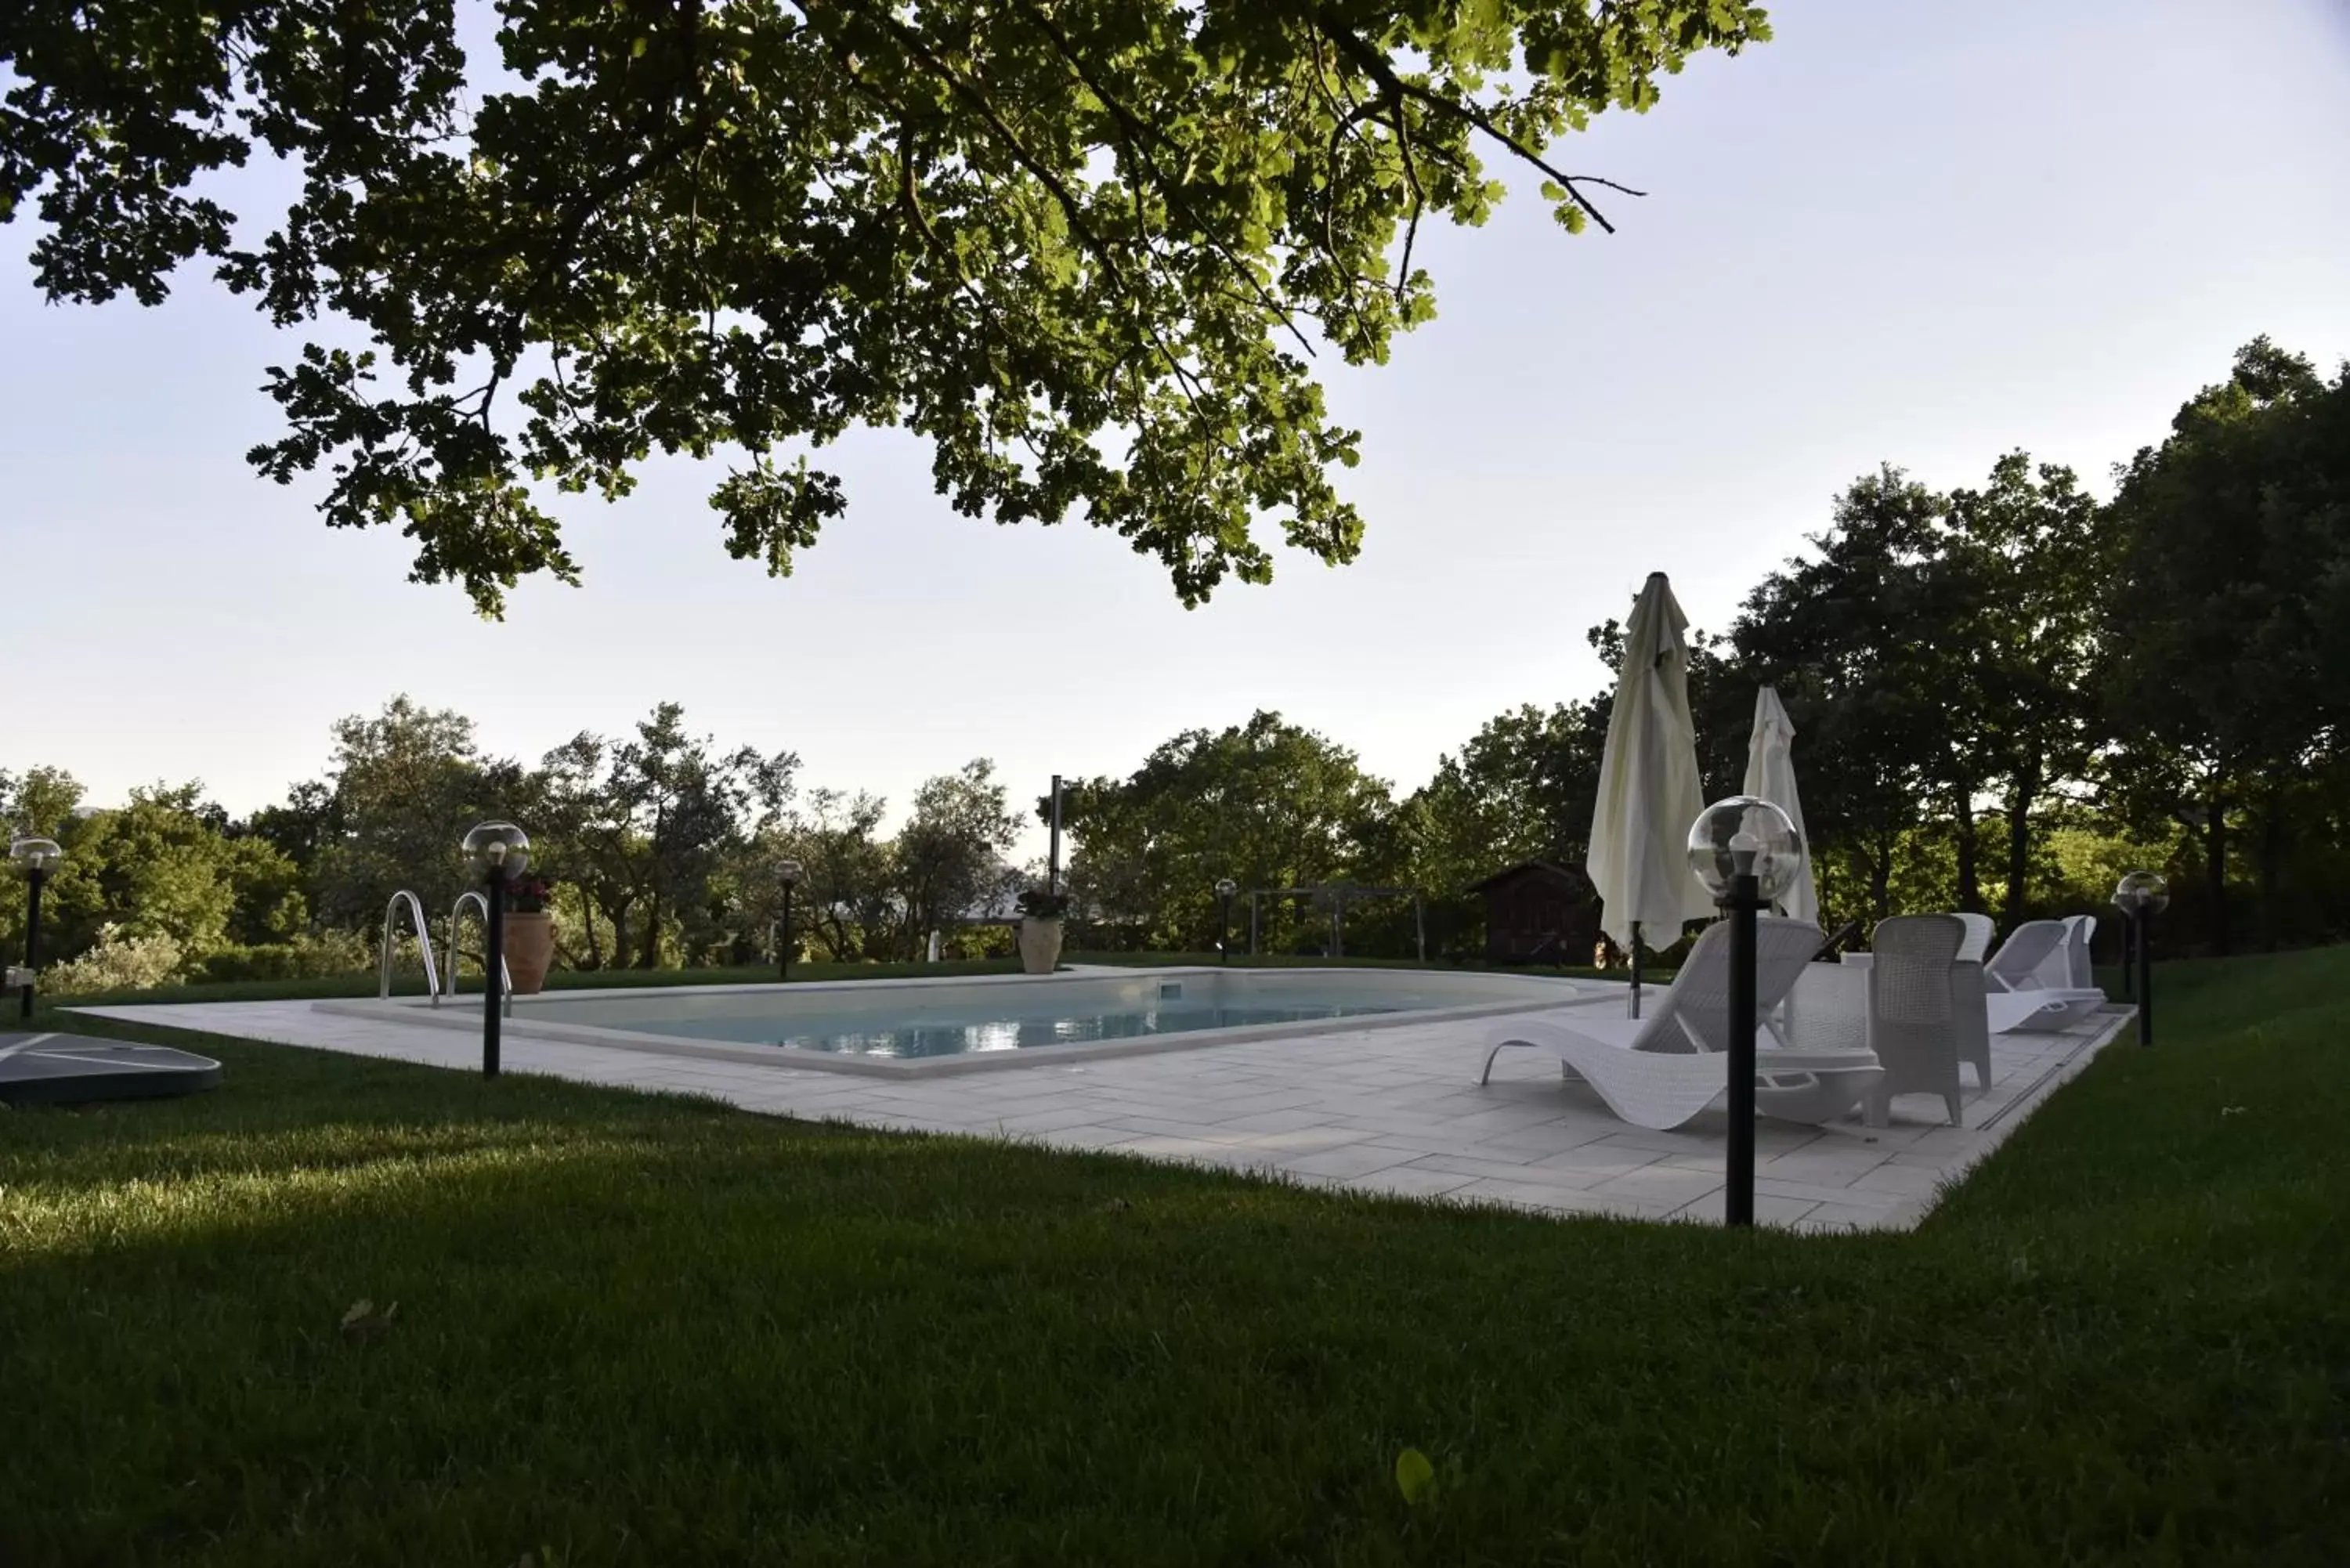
[42,925,186,996]
[193,930,376,984]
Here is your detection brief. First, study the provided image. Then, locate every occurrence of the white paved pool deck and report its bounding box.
[73,988,2131,1232]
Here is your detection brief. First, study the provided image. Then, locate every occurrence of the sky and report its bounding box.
[4,0,2348,861]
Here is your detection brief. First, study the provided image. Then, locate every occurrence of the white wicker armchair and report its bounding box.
[1863,914,1968,1127]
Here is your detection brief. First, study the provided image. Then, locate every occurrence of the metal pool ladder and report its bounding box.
[380,890,443,1002]
[444,890,514,1018]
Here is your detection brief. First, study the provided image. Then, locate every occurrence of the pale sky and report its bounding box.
[5,0,2348,858]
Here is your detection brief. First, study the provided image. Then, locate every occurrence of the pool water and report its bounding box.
[461,965,1603,1073]
[607,996,1406,1058]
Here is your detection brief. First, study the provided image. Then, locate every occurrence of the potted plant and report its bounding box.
[1014,887,1069,976]
[503,873,558,995]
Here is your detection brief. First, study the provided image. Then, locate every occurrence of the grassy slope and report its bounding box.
[1,950,2343,1566]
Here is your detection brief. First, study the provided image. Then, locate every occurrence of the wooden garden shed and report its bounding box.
[1468,860,1601,966]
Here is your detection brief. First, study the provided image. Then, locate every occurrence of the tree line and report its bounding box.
[5,338,2344,986]
[0,702,1027,992]
[1061,338,2350,960]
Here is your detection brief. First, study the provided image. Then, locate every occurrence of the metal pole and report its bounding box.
[1332,898,1344,959]
[19,870,43,1020]
[2117,912,2135,1002]
[2136,906,2153,1046]
[1047,774,1063,898]
[483,867,505,1078]
[1726,876,1759,1227]
[1628,921,1643,1020]
[780,883,794,981]
[1249,893,1260,956]
[1218,891,1231,963]
[1415,894,1426,964]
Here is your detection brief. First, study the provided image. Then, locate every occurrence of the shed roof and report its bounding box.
[1465,859,1596,895]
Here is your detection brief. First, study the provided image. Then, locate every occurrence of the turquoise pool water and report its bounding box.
[609,995,1407,1059]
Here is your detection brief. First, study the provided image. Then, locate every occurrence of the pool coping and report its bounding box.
[309,967,1618,1078]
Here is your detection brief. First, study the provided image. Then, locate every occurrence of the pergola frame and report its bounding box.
[1243,881,1426,963]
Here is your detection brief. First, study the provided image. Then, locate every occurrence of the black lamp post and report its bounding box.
[2113,905,2135,1003]
[1047,775,1063,897]
[1688,796,1802,1229]
[463,821,530,1078]
[9,837,63,1020]
[777,858,803,980]
[2114,872,2167,1046]
[1215,879,1237,963]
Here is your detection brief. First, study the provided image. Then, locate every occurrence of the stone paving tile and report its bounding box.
[1752,1175,1905,1209]
[1279,1143,1421,1181]
[1589,1165,1726,1208]
[1018,1125,1148,1153]
[1401,1153,1629,1192]
[987,1106,1133,1135]
[1200,1106,1337,1136]
[1470,1120,1626,1160]
[1101,1134,1258,1165]
[1844,1162,1951,1198]
[1211,1124,1379,1157]
[1343,1166,1483,1201]
[1672,1191,1821,1226]
[1353,1133,1528,1164]
[1529,1142,1672,1177]
[1799,1121,1932,1151]
[1753,1150,1894,1187]
[1585,1126,1737,1158]
[1450,1179,1677,1220]
[74,994,2127,1232]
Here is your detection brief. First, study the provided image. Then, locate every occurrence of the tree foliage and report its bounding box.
[2,0,1768,612]
[6,341,2345,981]
[1058,710,1395,950]
[2099,338,2350,952]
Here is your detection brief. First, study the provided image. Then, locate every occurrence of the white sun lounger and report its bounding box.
[1984,919,2106,1031]
[1476,917,1884,1130]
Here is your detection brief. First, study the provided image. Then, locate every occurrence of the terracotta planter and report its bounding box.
[501,910,555,995]
[1017,917,1064,976]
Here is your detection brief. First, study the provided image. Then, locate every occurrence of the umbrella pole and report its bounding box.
[1629,922,1643,1020]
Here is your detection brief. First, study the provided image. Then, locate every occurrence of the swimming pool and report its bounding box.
[320,966,1602,1076]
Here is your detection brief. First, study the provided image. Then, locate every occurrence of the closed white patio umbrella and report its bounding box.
[1586,572,1714,1017]
[1742,685,1818,923]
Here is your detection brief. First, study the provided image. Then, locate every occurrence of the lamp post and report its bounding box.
[2113,872,2168,1046]
[1687,796,1803,1228]
[462,821,530,1077]
[9,837,63,1020]
[777,858,803,980]
[1215,879,1237,963]
[1047,774,1064,898]
[2113,900,2135,1003]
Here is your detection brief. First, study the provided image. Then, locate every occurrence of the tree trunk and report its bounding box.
[577,883,603,970]
[2204,788,2231,957]
[638,891,663,968]
[1950,789,1980,913]
[2257,786,2284,953]
[1865,840,1893,923]
[2002,768,2039,929]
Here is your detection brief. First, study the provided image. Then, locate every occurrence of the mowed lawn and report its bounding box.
[3,951,2345,1565]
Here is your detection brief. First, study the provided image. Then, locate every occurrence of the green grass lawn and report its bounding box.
[3,949,2344,1565]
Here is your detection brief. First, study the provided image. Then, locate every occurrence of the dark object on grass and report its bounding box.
[0,1034,222,1107]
